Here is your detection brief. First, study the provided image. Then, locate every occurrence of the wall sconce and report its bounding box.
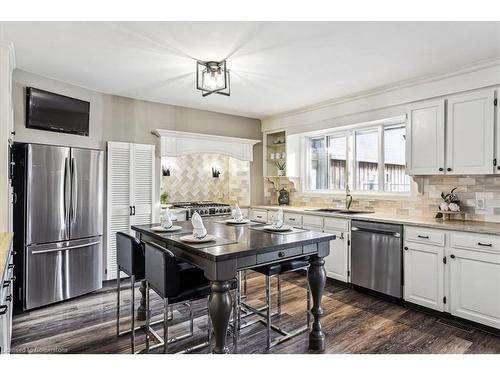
[212,167,221,178]
[162,165,171,177]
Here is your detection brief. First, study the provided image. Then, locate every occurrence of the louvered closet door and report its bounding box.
[131,144,155,226]
[107,142,132,280]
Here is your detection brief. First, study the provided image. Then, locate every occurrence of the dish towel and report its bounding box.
[234,204,243,221]
[162,208,173,229]
[191,212,208,239]
[273,208,284,228]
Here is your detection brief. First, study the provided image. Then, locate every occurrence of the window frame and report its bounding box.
[303,120,410,196]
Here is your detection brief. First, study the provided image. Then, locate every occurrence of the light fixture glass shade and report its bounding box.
[196,60,230,97]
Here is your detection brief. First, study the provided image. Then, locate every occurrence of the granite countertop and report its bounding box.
[0,232,14,276]
[132,219,334,261]
[251,205,500,236]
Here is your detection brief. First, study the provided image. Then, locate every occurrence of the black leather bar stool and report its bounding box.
[116,232,146,354]
[144,241,238,354]
[239,257,311,349]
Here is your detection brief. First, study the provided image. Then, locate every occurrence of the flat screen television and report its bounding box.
[26,87,90,136]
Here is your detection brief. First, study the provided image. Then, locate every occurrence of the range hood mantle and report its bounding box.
[154,129,260,161]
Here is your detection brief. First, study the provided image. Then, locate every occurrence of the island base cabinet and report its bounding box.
[324,231,349,282]
[449,249,500,329]
[404,242,444,312]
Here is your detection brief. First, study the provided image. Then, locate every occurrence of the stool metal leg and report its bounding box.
[207,296,212,347]
[266,275,271,349]
[232,290,238,353]
[163,298,169,354]
[237,271,243,330]
[130,275,135,354]
[306,284,311,330]
[189,302,194,336]
[145,282,150,353]
[243,270,248,296]
[116,268,121,337]
[277,274,282,316]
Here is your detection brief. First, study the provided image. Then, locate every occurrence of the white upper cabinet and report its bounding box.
[406,99,445,175]
[285,133,302,178]
[446,89,495,175]
[496,93,500,174]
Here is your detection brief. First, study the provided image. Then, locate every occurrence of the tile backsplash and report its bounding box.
[264,175,500,223]
[161,153,250,206]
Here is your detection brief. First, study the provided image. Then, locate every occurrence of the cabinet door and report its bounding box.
[324,230,348,282]
[446,90,495,175]
[250,209,267,222]
[404,242,444,311]
[406,99,445,175]
[107,142,132,280]
[449,248,500,329]
[496,92,500,174]
[131,144,155,226]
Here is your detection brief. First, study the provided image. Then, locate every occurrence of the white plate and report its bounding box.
[262,225,293,232]
[150,225,183,232]
[179,234,216,243]
[225,218,250,225]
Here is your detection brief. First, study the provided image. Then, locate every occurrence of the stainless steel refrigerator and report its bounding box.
[12,143,103,310]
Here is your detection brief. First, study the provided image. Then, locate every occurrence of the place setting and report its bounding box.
[252,208,309,235]
[177,212,238,248]
[150,208,184,233]
[216,204,258,226]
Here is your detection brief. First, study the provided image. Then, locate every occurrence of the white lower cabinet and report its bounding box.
[250,209,267,223]
[449,248,500,329]
[404,241,444,311]
[324,230,349,282]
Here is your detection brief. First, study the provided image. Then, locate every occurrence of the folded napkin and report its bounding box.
[273,208,284,228]
[191,212,207,238]
[234,204,243,221]
[161,208,173,229]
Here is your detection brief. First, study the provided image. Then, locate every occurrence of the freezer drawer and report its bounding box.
[25,237,102,310]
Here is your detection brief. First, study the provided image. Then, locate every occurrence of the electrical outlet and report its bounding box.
[476,198,486,210]
[218,192,224,199]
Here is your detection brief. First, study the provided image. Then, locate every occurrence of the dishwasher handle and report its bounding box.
[351,226,401,238]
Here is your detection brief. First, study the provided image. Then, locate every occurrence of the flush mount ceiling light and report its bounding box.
[196,60,230,97]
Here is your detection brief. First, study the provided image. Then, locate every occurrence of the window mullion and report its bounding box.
[378,125,385,192]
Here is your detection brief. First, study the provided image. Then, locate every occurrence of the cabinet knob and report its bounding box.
[278,251,285,258]
[497,166,500,171]
[0,305,7,315]
[404,246,408,251]
[438,168,444,172]
[450,254,455,259]
[447,168,452,172]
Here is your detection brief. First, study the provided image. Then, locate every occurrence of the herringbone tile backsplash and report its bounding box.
[161,154,250,205]
[264,175,500,223]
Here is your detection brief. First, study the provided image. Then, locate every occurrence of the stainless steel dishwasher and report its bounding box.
[350,220,403,298]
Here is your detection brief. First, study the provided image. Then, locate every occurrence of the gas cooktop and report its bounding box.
[172,201,232,218]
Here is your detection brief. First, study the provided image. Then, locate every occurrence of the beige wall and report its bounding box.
[12,69,264,205]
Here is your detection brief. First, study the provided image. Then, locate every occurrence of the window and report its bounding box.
[384,125,411,192]
[355,128,379,191]
[307,137,327,190]
[305,122,410,194]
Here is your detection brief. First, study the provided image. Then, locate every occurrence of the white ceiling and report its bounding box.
[1,22,499,119]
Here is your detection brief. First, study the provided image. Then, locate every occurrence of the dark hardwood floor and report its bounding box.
[10,271,500,354]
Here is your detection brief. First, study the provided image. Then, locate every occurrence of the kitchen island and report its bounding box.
[132,219,335,354]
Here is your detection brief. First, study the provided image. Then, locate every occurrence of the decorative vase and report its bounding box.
[278,188,290,206]
[439,202,449,211]
[448,203,460,212]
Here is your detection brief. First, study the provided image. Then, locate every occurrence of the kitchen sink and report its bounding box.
[307,208,374,215]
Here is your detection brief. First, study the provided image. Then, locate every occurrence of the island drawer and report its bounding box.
[302,215,324,229]
[405,226,445,246]
[285,213,303,227]
[256,246,302,264]
[449,232,500,253]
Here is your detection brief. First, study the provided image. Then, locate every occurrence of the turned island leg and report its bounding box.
[307,253,327,351]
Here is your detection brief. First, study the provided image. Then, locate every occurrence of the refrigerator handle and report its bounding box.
[64,157,71,227]
[71,157,78,224]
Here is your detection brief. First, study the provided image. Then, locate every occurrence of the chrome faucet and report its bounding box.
[345,184,353,211]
